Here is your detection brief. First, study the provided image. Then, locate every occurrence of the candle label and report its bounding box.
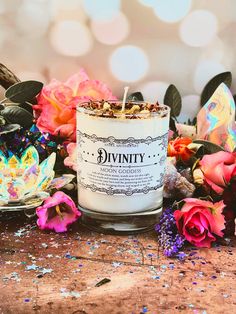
[77,131,168,196]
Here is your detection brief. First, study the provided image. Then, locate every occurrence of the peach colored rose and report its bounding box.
[168,137,194,161]
[34,69,117,140]
[174,198,225,248]
[199,151,236,194]
[64,143,77,172]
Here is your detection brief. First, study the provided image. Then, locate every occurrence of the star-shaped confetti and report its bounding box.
[112,262,123,268]
[26,264,38,271]
[40,268,53,275]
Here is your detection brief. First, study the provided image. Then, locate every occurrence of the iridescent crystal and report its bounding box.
[197,83,236,152]
[0,146,56,204]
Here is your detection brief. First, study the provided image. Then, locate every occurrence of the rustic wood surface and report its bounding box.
[0,212,235,314]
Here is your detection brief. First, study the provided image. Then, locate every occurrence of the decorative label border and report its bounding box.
[79,181,163,196]
[78,130,168,147]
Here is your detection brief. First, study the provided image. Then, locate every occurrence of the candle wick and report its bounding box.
[122,86,129,112]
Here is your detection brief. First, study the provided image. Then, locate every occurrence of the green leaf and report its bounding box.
[169,116,177,133]
[0,115,6,126]
[0,123,20,135]
[163,84,182,117]
[193,140,224,154]
[1,106,33,128]
[127,92,144,101]
[19,102,33,114]
[200,72,232,106]
[5,80,43,103]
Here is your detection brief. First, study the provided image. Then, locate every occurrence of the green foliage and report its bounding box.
[127,92,144,101]
[1,106,33,128]
[164,84,182,117]
[193,140,224,154]
[5,80,43,103]
[200,72,232,106]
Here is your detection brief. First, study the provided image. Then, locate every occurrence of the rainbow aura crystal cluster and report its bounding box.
[0,146,56,206]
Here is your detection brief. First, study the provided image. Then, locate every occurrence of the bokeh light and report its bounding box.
[202,37,224,62]
[194,60,226,93]
[153,0,192,23]
[91,12,129,45]
[138,81,170,103]
[50,0,87,23]
[138,0,157,7]
[50,20,93,57]
[178,94,200,123]
[109,45,149,82]
[180,10,218,47]
[0,0,236,111]
[16,0,51,38]
[151,41,198,94]
[83,0,120,21]
[0,0,6,14]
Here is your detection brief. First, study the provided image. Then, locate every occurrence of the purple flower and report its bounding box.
[155,208,185,258]
[36,191,81,233]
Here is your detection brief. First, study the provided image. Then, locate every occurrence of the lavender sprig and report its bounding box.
[155,207,185,258]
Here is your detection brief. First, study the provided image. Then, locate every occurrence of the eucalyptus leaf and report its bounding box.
[0,115,6,126]
[164,84,182,117]
[169,116,177,133]
[193,140,224,154]
[0,124,20,135]
[1,106,33,128]
[19,102,33,114]
[200,72,232,106]
[5,80,43,103]
[0,63,20,90]
[127,92,144,101]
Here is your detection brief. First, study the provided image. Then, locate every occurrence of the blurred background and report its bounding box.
[0,0,236,121]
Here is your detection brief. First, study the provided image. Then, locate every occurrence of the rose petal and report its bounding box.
[65,69,89,95]
[36,191,81,233]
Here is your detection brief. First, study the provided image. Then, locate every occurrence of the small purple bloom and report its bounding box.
[155,208,185,258]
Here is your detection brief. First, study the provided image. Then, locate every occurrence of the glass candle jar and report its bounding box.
[77,101,170,233]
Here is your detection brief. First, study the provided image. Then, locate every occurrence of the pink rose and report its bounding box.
[64,142,77,172]
[34,69,117,140]
[36,191,81,233]
[174,198,225,248]
[199,151,236,194]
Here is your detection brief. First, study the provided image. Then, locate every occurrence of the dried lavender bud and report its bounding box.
[155,208,185,258]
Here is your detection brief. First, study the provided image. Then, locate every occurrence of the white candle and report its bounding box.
[77,101,170,214]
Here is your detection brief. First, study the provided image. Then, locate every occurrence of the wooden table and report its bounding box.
[0,212,235,314]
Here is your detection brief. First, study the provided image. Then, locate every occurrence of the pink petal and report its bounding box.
[192,231,215,248]
[200,151,235,170]
[36,191,81,233]
[65,69,90,94]
[64,143,77,171]
[204,177,224,194]
[77,80,117,100]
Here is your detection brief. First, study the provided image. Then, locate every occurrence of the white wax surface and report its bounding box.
[77,110,169,213]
